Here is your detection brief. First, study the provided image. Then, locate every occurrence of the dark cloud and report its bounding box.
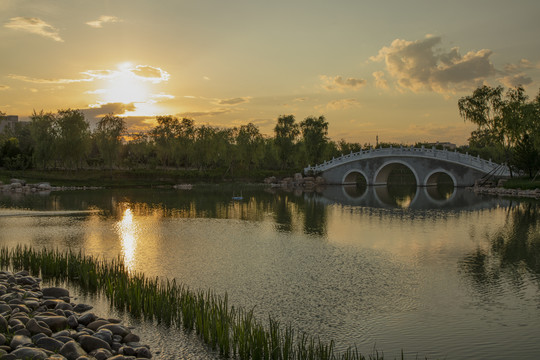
[81,102,136,123]
[217,97,250,105]
[178,109,232,118]
[498,74,533,88]
[371,36,496,93]
[320,75,366,91]
[130,66,170,82]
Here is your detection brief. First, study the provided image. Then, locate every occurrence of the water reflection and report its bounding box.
[459,203,540,299]
[115,207,139,271]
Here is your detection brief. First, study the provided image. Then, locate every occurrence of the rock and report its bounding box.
[55,302,74,311]
[36,336,65,352]
[10,347,48,360]
[9,334,32,350]
[87,319,110,331]
[94,329,113,345]
[59,340,87,360]
[67,314,79,328]
[34,315,68,332]
[73,304,93,313]
[77,313,97,326]
[97,324,130,337]
[47,355,68,360]
[135,346,152,358]
[123,333,140,343]
[42,287,70,299]
[78,334,112,353]
[13,328,32,337]
[0,315,8,332]
[89,348,113,360]
[26,318,53,336]
[0,334,5,345]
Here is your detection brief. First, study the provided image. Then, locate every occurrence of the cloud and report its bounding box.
[0,85,9,91]
[4,17,63,42]
[11,64,170,85]
[178,109,232,118]
[81,102,136,121]
[324,99,361,111]
[320,75,366,91]
[498,74,533,88]
[370,35,496,93]
[8,74,93,84]
[86,15,122,28]
[372,71,388,89]
[130,65,170,83]
[217,97,250,105]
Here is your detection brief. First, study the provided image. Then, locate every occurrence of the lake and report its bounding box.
[0,184,539,359]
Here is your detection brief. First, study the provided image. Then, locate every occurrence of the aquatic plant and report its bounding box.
[1,245,397,360]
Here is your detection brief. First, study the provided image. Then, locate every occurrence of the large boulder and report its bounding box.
[42,287,70,299]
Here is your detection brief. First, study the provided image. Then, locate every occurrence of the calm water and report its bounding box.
[0,185,539,359]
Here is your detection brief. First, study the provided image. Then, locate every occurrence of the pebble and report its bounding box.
[0,270,152,359]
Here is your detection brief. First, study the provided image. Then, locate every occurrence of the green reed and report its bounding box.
[0,245,398,360]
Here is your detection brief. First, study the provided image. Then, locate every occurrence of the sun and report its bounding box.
[100,64,150,104]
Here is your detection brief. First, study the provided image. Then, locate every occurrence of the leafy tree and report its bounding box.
[30,110,57,169]
[94,114,126,169]
[300,115,329,166]
[274,115,299,169]
[55,109,91,169]
[236,123,265,170]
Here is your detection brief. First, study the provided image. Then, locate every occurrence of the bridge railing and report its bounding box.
[304,146,510,176]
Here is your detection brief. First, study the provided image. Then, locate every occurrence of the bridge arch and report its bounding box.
[374,160,419,186]
[342,169,369,186]
[424,169,457,187]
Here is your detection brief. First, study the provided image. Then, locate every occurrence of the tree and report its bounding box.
[55,109,91,169]
[30,110,57,169]
[236,122,265,170]
[273,115,299,169]
[94,114,126,169]
[458,85,535,177]
[300,115,329,166]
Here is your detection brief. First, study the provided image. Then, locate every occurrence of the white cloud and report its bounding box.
[11,64,170,85]
[8,74,93,84]
[372,71,388,89]
[371,35,496,93]
[4,17,63,42]
[320,75,366,92]
[86,15,122,28]
[0,85,9,91]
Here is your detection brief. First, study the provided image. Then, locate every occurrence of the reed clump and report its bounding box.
[0,245,390,360]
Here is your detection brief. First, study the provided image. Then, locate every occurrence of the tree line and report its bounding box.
[0,110,350,174]
[1,84,539,178]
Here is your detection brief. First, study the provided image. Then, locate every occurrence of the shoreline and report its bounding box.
[469,185,540,199]
[0,270,153,359]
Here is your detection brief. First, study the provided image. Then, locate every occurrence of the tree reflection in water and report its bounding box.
[459,202,540,299]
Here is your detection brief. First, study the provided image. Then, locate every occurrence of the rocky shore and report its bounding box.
[264,173,325,191]
[0,179,102,194]
[469,179,540,199]
[0,270,152,360]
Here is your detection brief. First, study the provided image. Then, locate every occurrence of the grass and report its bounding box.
[502,178,540,190]
[0,245,402,360]
[0,168,296,188]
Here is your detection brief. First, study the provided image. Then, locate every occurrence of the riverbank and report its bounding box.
[0,169,295,188]
[0,270,153,359]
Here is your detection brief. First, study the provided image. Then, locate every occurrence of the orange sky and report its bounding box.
[1,0,540,145]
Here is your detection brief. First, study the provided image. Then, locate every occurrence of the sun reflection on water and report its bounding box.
[116,207,138,271]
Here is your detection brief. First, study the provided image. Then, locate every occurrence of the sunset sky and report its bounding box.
[1,0,539,145]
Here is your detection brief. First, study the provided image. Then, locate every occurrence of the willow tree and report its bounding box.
[274,114,299,169]
[55,109,91,169]
[300,115,329,166]
[94,113,126,169]
[30,110,57,169]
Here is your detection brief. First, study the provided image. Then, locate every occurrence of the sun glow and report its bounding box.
[100,64,150,104]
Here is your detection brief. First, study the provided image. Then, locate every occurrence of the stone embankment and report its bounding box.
[470,179,540,199]
[264,173,325,191]
[0,270,152,360]
[0,179,102,194]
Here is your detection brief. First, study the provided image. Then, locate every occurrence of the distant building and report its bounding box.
[0,115,18,133]
[427,141,457,150]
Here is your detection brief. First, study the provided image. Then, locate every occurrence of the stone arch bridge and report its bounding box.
[303,146,510,187]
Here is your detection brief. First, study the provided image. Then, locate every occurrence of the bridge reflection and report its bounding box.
[314,185,503,210]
